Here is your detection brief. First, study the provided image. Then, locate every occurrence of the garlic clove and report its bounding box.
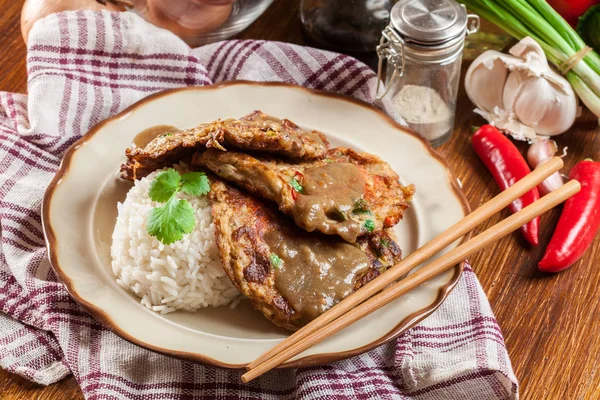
[534,67,579,136]
[527,139,564,195]
[534,86,579,135]
[508,36,549,77]
[465,55,508,113]
[527,139,558,167]
[501,69,526,118]
[503,69,578,136]
[506,72,552,128]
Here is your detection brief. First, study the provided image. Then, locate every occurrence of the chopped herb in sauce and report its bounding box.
[364,219,375,233]
[270,253,283,269]
[353,198,370,214]
[290,177,303,193]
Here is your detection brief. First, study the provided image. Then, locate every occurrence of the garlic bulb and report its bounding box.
[465,37,579,141]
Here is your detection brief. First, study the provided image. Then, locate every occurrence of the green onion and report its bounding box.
[364,219,375,233]
[290,177,303,193]
[269,253,282,269]
[353,198,370,214]
[459,0,600,118]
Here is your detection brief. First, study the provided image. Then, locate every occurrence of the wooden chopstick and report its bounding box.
[246,157,564,371]
[242,178,580,382]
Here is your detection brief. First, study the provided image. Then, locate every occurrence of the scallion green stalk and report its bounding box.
[568,74,600,117]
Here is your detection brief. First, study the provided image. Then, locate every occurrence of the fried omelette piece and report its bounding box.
[209,179,403,331]
[121,111,329,180]
[194,147,415,243]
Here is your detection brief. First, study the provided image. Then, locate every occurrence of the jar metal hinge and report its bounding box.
[375,26,405,101]
[464,6,481,35]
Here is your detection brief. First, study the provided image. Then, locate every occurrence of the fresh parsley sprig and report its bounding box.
[146,169,210,244]
[147,196,195,245]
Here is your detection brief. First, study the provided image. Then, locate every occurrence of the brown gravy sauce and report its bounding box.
[132,125,178,148]
[265,230,370,322]
[291,163,366,242]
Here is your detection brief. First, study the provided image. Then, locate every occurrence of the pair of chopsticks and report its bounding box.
[242,157,577,383]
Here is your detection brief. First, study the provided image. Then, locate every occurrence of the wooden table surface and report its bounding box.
[1,1,599,399]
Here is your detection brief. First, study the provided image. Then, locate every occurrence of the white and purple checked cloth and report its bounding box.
[0,10,518,399]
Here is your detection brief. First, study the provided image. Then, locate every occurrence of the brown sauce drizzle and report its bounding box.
[291,163,366,242]
[132,125,178,148]
[265,229,370,322]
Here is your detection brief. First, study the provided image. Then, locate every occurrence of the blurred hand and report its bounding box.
[133,0,235,46]
[21,0,124,43]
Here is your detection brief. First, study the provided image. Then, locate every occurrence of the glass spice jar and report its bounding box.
[376,0,479,147]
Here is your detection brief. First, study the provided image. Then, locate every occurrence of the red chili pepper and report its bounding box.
[539,160,600,272]
[291,187,298,200]
[472,125,540,246]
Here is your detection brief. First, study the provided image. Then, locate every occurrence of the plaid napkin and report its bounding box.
[0,10,518,399]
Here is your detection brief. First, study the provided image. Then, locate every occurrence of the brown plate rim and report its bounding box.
[42,80,472,369]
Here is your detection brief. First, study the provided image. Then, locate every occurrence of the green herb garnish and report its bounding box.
[147,196,195,244]
[147,169,210,244]
[149,168,181,202]
[180,172,210,196]
[380,238,389,248]
[364,219,375,233]
[353,198,370,214]
[290,177,303,193]
[270,253,283,269]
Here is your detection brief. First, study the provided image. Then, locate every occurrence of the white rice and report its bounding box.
[111,166,240,314]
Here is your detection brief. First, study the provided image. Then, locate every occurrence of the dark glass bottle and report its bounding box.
[300,0,395,53]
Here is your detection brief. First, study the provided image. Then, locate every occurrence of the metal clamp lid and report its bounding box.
[391,0,467,46]
[375,26,405,100]
[466,11,480,35]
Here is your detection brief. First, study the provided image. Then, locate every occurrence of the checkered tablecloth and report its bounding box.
[0,10,518,399]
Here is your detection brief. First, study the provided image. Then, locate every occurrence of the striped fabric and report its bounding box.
[0,10,518,399]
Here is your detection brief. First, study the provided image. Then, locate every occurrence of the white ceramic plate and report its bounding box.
[43,82,470,368]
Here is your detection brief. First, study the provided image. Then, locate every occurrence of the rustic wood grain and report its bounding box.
[0,0,27,94]
[1,0,599,399]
